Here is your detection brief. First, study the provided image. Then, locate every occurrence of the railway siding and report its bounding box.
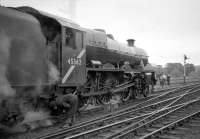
[6,83,200,139]
[110,97,200,139]
[34,83,200,139]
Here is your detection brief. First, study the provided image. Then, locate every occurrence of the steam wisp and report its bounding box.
[0,31,15,98]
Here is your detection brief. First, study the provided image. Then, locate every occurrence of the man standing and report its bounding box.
[167,74,171,85]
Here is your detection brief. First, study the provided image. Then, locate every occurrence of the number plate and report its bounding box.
[68,58,82,65]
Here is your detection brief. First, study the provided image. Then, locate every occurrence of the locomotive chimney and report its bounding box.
[127,39,135,47]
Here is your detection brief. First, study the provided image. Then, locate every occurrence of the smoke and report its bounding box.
[21,110,50,123]
[48,62,59,84]
[8,38,47,89]
[0,6,60,129]
[0,7,50,128]
[0,31,15,98]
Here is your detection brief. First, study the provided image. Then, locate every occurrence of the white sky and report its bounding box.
[1,0,200,66]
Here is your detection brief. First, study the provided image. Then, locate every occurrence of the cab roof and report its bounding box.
[17,6,83,30]
[38,10,82,30]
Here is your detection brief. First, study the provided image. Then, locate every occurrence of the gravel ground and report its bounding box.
[159,116,200,139]
[182,127,200,139]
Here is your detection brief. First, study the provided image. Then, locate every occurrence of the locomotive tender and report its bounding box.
[0,6,156,127]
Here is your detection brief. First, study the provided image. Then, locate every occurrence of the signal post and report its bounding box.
[183,55,189,83]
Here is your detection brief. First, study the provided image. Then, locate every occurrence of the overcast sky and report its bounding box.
[1,0,200,66]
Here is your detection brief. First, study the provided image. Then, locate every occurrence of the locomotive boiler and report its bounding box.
[85,29,148,67]
[0,5,156,129]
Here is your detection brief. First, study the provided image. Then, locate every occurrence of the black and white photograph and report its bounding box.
[0,0,200,139]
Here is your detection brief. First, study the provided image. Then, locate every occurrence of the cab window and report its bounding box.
[65,28,75,49]
[65,28,83,49]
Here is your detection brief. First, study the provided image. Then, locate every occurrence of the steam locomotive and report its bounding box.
[0,6,156,128]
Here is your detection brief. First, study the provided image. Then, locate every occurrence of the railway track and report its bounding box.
[34,83,200,139]
[149,110,200,139]
[110,98,200,139]
[106,86,200,139]
[5,84,190,139]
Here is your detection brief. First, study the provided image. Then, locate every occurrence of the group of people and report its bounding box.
[158,74,171,88]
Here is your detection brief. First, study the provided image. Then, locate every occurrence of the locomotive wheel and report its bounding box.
[143,87,149,98]
[79,96,101,111]
[87,96,99,105]
[100,94,111,104]
[132,88,138,99]
[121,88,132,102]
[78,97,90,111]
[95,96,102,105]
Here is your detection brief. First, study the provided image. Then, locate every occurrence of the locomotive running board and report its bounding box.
[87,68,124,72]
[81,82,135,97]
[111,82,135,94]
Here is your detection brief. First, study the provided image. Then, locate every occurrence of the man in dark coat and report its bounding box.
[55,93,78,126]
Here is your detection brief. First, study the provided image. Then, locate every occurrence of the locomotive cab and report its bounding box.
[17,6,87,87]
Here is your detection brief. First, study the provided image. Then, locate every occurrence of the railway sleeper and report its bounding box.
[168,115,180,119]
[162,120,174,125]
[159,134,181,139]
[136,131,151,137]
[168,130,186,135]
[119,132,135,139]
[124,115,135,119]
[151,123,165,128]
[189,119,200,123]
[146,127,159,132]
[143,109,155,113]
[98,130,118,138]
[132,113,143,117]
[192,116,200,120]
[175,127,190,131]
[187,122,200,127]
[96,121,104,127]
[137,112,147,115]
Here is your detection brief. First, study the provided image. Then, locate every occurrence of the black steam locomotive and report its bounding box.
[0,6,156,127]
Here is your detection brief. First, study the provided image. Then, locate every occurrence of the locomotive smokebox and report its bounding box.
[127,39,135,47]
